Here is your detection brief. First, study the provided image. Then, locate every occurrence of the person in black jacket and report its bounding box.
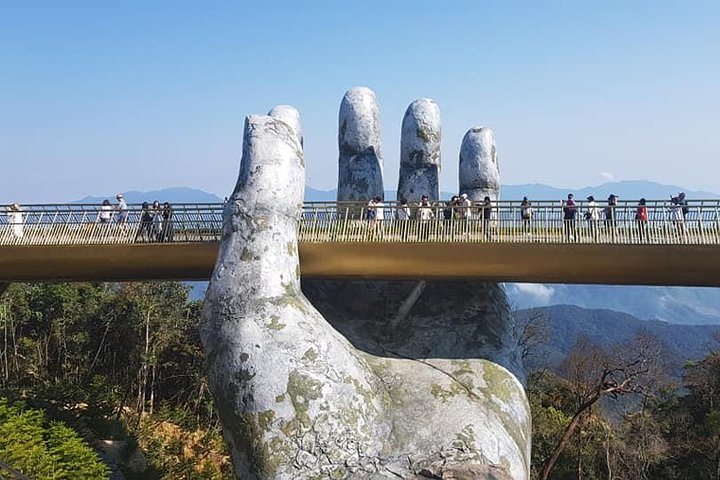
[135,202,153,242]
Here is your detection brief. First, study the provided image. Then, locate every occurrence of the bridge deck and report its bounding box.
[0,241,718,286]
[1,201,719,286]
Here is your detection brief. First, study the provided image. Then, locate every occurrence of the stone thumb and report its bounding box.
[212,111,304,299]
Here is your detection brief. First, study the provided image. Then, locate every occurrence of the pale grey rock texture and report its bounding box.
[397,99,441,202]
[268,104,303,146]
[337,87,384,201]
[203,103,530,479]
[459,128,500,201]
[202,113,388,479]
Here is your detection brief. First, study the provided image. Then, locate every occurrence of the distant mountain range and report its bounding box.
[518,305,720,373]
[75,180,718,205]
[306,180,719,202]
[75,181,720,325]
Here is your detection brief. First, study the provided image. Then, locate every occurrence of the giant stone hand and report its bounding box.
[202,89,531,480]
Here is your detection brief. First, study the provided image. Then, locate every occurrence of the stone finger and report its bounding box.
[337,87,384,201]
[398,98,441,202]
[459,127,500,201]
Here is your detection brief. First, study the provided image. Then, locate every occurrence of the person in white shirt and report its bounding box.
[98,199,113,223]
[585,195,600,241]
[7,203,23,238]
[419,196,434,221]
[115,194,129,224]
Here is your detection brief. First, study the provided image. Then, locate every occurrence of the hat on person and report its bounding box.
[609,194,618,199]
[587,195,595,201]
[460,193,468,199]
[421,194,429,200]
[568,193,574,198]
[116,193,124,199]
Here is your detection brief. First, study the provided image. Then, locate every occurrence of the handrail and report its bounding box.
[0,200,717,246]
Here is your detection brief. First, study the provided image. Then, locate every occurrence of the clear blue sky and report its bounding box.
[1,0,719,203]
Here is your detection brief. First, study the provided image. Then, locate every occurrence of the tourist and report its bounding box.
[604,194,618,241]
[97,199,113,223]
[418,195,434,240]
[7,203,23,238]
[443,196,458,221]
[520,196,533,235]
[396,198,411,221]
[481,196,493,240]
[635,198,648,243]
[669,194,686,240]
[135,202,154,242]
[562,193,578,242]
[459,193,472,234]
[161,202,174,242]
[366,197,377,225]
[152,201,163,241]
[115,194,129,224]
[585,195,601,241]
[677,192,689,219]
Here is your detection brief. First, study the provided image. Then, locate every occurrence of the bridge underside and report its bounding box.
[0,242,717,287]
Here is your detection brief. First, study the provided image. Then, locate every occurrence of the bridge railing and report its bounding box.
[0,204,223,246]
[1,200,719,246]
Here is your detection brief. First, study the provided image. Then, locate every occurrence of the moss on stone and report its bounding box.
[286,370,323,426]
[430,382,465,402]
[302,348,318,362]
[275,394,286,403]
[267,315,286,331]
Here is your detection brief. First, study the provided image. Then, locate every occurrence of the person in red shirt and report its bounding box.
[635,197,648,243]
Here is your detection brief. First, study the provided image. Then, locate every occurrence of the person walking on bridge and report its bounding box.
[562,194,578,242]
[115,194,129,224]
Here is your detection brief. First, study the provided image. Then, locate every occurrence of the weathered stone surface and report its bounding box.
[398,99,441,202]
[268,104,303,146]
[202,114,388,479]
[337,87,384,201]
[459,128,500,201]
[302,280,529,479]
[203,103,530,479]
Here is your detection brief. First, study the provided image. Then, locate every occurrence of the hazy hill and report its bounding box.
[517,305,720,372]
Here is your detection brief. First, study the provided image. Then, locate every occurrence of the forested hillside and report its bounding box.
[0,282,231,479]
[3,283,720,479]
[520,305,720,479]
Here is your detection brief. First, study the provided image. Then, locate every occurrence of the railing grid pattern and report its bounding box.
[2,201,719,246]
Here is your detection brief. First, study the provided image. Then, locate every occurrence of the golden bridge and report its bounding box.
[1,200,719,286]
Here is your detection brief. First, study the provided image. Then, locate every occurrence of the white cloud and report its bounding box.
[599,171,615,182]
[510,283,555,306]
